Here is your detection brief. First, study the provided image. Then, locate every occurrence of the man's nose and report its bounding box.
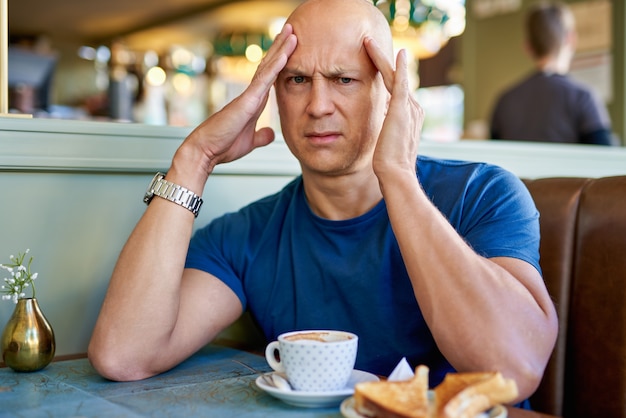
[306,79,335,117]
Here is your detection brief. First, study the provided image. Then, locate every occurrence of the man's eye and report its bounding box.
[339,77,353,84]
[292,76,306,84]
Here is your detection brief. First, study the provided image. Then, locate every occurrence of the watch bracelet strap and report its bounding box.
[149,176,203,217]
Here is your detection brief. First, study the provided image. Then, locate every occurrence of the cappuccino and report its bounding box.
[265,330,359,391]
[284,331,353,343]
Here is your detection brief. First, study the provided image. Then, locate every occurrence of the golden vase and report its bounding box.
[1,298,55,372]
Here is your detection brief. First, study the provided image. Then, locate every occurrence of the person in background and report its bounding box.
[88,0,558,405]
[490,0,614,145]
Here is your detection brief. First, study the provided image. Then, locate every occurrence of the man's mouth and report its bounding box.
[305,131,341,143]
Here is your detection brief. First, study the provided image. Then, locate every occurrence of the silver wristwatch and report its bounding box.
[143,172,203,218]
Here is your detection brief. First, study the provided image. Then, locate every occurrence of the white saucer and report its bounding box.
[340,396,508,418]
[255,370,379,408]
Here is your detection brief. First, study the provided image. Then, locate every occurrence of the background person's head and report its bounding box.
[524,1,576,74]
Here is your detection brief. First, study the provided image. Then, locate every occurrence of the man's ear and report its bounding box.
[566,29,578,50]
[522,39,535,60]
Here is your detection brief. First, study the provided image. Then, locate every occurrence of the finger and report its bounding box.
[395,49,425,139]
[392,49,424,112]
[262,23,296,67]
[392,49,409,102]
[248,24,297,97]
[363,36,395,93]
[254,127,276,148]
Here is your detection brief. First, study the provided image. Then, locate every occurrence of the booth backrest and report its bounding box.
[523,176,626,418]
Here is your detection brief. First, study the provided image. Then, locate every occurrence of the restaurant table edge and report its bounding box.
[0,344,559,418]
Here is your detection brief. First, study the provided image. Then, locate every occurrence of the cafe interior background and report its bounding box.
[4,0,623,144]
[1,0,625,360]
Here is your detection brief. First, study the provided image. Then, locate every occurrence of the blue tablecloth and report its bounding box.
[0,344,342,417]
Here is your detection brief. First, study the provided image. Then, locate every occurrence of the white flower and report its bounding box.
[0,250,39,303]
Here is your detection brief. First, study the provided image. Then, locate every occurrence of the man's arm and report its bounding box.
[88,25,298,381]
[364,40,558,402]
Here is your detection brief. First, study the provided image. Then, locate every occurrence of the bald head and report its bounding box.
[273,0,394,179]
[286,0,394,62]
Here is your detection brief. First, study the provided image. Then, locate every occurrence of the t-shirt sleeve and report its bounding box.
[459,167,541,273]
[185,215,248,308]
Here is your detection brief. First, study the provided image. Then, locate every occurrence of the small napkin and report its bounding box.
[387,357,415,382]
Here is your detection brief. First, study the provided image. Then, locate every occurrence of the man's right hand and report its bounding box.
[88,24,297,382]
[172,24,298,183]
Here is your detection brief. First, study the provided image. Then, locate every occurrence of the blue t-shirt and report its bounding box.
[186,156,540,385]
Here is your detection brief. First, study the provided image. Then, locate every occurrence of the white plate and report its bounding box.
[255,370,379,408]
[340,396,508,418]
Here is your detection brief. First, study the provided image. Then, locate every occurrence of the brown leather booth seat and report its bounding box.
[523,176,626,418]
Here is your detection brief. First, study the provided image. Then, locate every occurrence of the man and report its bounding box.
[89,0,557,403]
[490,0,614,145]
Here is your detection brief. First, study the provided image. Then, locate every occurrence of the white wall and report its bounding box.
[1,117,625,357]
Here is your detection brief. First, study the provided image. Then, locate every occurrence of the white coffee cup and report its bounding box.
[264,330,358,392]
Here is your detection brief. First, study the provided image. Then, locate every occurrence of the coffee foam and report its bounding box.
[284,331,353,343]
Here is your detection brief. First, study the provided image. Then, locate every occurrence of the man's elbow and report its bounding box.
[87,341,153,382]
[510,359,545,403]
[512,331,558,402]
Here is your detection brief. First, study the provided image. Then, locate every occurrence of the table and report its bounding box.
[0,344,558,417]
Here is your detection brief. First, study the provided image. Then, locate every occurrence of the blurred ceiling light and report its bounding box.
[169,46,207,75]
[143,50,159,68]
[171,47,193,69]
[145,66,166,87]
[190,56,206,74]
[78,46,96,61]
[172,72,193,95]
[373,0,465,59]
[245,44,264,63]
[96,46,111,63]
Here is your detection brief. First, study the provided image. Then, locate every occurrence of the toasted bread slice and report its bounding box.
[434,371,497,415]
[354,365,430,418]
[435,371,518,418]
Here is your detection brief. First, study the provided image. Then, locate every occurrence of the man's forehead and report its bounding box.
[291,18,367,46]
[284,38,368,74]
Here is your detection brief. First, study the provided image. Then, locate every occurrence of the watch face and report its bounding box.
[144,173,164,204]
